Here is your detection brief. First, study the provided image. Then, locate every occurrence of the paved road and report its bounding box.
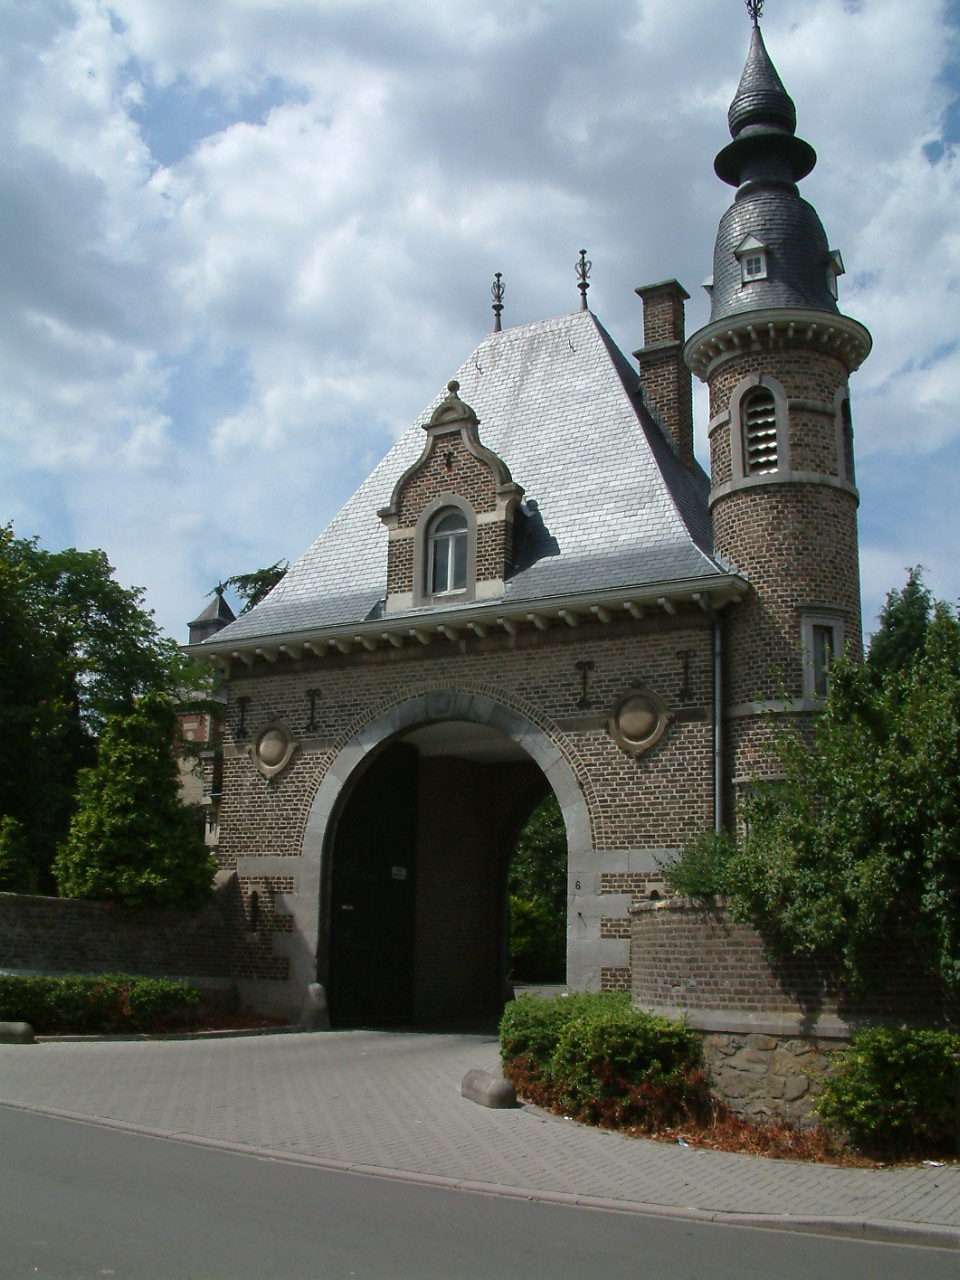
[0,1030,957,1249]
[4,1107,958,1280]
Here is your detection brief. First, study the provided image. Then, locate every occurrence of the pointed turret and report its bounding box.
[684,13,872,826]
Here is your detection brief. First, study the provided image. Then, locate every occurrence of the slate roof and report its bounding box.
[710,23,835,324]
[206,309,735,648]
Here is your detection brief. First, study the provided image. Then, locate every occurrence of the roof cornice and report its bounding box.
[684,307,872,381]
[187,573,748,675]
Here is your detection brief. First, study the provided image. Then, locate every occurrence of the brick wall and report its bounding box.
[0,874,239,982]
[631,898,952,1024]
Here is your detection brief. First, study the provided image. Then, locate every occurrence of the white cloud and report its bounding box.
[0,0,958,643]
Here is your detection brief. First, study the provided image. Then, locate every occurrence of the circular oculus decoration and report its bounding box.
[608,687,672,758]
[251,721,298,778]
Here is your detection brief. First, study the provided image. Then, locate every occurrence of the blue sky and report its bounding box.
[2,0,959,642]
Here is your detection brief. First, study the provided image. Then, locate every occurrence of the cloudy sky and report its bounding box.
[2,0,958,644]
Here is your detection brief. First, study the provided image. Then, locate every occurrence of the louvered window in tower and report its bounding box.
[741,388,778,474]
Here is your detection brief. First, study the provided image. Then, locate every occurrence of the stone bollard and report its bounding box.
[461,1068,518,1109]
[300,983,331,1031]
[0,1022,35,1044]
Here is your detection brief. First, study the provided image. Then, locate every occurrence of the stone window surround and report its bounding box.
[728,372,790,486]
[800,609,845,702]
[834,384,855,486]
[413,493,478,607]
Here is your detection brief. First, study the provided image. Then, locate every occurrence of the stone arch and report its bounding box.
[305,689,590,872]
[295,689,592,1019]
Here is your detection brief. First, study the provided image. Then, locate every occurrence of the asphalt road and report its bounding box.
[3,1107,958,1280]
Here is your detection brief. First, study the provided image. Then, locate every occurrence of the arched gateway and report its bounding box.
[309,692,589,1026]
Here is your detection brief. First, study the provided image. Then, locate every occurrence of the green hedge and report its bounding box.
[0,973,202,1035]
[815,1027,960,1157]
[500,992,709,1130]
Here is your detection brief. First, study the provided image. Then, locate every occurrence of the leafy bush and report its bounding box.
[500,992,708,1130]
[508,894,565,981]
[0,973,202,1035]
[662,831,736,899]
[815,1027,960,1157]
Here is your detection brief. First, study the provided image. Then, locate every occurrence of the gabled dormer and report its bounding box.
[377,380,523,611]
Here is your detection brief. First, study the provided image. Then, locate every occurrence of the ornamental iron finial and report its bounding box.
[746,0,764,25]
[576,248,591,310]
[491,272,505,331]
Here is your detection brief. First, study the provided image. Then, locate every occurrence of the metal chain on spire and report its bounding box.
[491,272,505,331]
[576,249,591,310]
[745,0,764,25]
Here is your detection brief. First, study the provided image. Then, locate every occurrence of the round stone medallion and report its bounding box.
[251,721,297,778]
[608,686,672,758]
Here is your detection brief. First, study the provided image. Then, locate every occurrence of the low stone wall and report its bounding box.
[630,897,951,1124]
[0,872,241,987]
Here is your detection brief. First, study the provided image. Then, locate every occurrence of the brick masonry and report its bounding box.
[215,610,716,1015]
[631,899,955,1123]
[0,874,240,985]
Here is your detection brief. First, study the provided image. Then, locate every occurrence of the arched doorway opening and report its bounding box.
[322,713,570,1029]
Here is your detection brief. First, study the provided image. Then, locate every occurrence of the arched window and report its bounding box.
[428,509,468,595]
[740,386,779,475]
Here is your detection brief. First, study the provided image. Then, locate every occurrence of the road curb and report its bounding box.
[2,1097,957,1251]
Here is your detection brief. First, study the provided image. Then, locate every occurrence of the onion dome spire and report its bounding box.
[715,22,815,188]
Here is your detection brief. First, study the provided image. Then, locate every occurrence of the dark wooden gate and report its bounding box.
[328,744,418,1026]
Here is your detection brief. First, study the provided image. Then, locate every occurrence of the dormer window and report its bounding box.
[735,235,768,286]
[428,509,468,595]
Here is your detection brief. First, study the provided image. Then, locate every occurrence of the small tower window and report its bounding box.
[735,235,768,286]
[428,509,468,595]
[802,614,844,701]
[741,387,779,474]
[840,397,855,483]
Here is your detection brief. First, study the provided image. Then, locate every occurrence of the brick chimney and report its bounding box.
[633,280,694,470]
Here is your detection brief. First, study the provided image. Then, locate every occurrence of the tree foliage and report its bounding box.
[0,525,205,889]
[866,565,935,679]
[508,793,567,980]
[509,793,566,916]
[668,572,960,994]
[221,560,288,614]
[54,694,216,910]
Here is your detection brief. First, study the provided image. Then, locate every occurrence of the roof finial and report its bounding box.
[576,248,591,311]
[746,0,763,25]
[491,272,505,332]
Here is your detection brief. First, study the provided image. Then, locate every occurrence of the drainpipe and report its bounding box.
[695,593,723,832]
[713,619,723,833]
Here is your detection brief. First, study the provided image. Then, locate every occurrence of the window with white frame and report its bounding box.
[428,508,468,595]
[735,235,768,286]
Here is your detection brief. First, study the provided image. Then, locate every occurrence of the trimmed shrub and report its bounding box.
[500,991,709,1131]
[815,1027,960,1157]
[0,973,202,1035]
